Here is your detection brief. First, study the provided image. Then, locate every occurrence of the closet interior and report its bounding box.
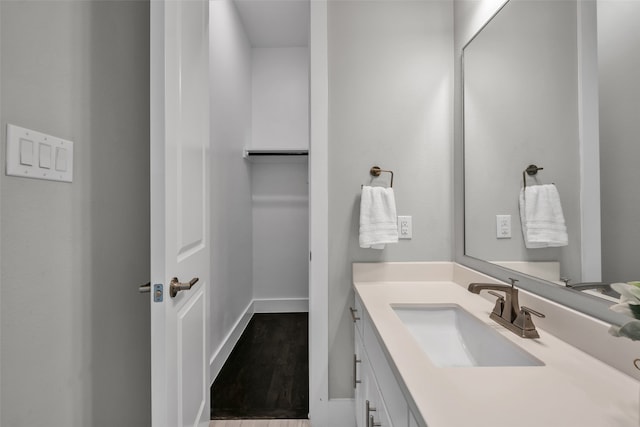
[210,0,311,420]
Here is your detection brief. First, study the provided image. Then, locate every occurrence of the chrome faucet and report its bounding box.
[468,278,545,339]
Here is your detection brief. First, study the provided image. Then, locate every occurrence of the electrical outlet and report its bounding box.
[398,216,412,239]
[496,215,511,239]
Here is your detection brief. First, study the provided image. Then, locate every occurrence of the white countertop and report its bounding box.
[354,275,639,427]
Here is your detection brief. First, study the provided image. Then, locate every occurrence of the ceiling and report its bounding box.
[234,0,310,47]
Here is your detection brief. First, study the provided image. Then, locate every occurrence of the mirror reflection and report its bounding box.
[463,0,640,301]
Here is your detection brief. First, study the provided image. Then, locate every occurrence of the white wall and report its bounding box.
[251,47,309,150]
[463,0,582,282]
[327,0,454,399]
[0,1,150,426]
[209,0,255,369]
[598,0,640,283]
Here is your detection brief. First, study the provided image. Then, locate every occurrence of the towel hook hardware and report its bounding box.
[522,164,543,188]
[369,166,394,188]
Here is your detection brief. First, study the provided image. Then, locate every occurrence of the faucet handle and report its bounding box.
[514,306,545,338]
[488,290,505,300]
[488,291,505,317]
[521,306,545,319]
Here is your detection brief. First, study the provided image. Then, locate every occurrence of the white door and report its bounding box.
[150,0,210,426]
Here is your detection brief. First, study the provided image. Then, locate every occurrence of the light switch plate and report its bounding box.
[6,124,74,183]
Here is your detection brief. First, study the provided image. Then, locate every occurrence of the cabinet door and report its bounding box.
[365,375,393,427]
[358,347,390,427]
[364,317,408,426]
[355,332,366,427]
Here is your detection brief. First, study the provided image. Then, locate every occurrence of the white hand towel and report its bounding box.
[519,184,568,248]
[359,186,399,250]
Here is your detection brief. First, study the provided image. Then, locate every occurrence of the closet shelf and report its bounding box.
[243,148,309,162]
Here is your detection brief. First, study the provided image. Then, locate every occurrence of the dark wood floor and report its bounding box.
[211,313,309,420]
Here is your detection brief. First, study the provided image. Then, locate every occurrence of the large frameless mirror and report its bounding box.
[459,0,640,323]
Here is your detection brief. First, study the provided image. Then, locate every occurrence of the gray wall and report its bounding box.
[250,45,309,302]
[598,0,640,283]
[0,1,150,426]
[252,160,309,301]
[209,0,255,364]
[463,0,582,282]
[327,0,453,399]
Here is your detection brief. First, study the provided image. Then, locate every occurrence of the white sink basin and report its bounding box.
[392,304,544,368]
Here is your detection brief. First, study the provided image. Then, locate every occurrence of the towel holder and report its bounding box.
[523,164,543,188]
[368,166,394,188]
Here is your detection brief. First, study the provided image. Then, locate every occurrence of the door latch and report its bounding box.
[141,282,163,302]
[153,284,163,302]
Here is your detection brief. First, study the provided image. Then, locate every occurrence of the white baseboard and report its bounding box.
[327,398,355,427]
[209,297,310,385]
[253,297,309,313]
[209,300,254,384]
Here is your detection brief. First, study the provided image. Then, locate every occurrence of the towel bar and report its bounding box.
[522,164,543,188]
[368,166,394,188]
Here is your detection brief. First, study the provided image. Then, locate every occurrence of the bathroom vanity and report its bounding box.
[352,262,639,427]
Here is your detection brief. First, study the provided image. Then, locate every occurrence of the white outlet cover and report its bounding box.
[496,214,511,239]
[398,215,412,239]
[6,124,73,183]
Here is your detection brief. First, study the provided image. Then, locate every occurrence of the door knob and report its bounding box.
[139,282,151,293]
[169,277,199,298]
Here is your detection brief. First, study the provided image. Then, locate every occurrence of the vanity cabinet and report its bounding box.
[354,316,392,427]
[352,294,424,427]
[352,264,640,427]
[409,412,420,427]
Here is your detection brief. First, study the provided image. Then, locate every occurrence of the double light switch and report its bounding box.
[7,124,74,182]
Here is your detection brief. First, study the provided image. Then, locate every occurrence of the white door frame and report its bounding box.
[309,0,331,424]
